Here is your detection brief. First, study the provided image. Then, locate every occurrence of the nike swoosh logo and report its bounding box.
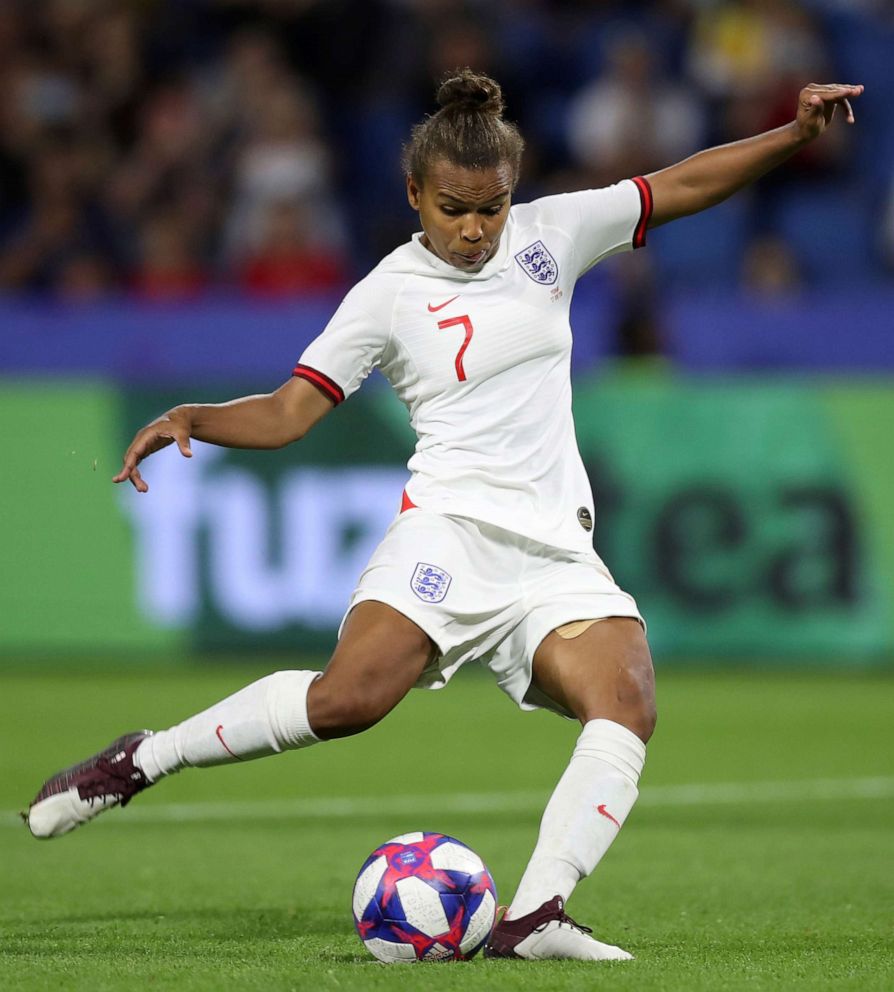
[596,803,621,829]
[215,724,242,761]
[427,295,460,312]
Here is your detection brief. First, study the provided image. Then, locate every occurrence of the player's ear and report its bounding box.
[406,173,422,211]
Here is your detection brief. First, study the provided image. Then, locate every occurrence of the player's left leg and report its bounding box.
[487,616,655,961]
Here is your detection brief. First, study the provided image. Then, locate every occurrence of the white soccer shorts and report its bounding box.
[342,509,644,717]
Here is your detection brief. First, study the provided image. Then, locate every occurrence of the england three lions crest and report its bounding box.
[515,240,558,285]
[411,563,452,603]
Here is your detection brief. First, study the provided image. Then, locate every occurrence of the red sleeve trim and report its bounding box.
[631,175,653,249]
[292,364,345,405]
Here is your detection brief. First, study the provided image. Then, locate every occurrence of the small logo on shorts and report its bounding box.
[411,563,452,603]
[577,507,593,532]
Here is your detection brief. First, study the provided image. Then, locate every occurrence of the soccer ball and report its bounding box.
[352,831,498,963]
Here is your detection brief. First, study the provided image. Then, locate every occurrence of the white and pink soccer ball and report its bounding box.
[352,831,497,962]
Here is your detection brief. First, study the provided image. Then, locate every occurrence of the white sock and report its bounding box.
[134,670,321,782]
[508,718,646,919]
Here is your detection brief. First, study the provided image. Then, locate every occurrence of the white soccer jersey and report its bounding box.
[294,177,652,554]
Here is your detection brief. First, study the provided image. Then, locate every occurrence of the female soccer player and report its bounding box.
[26,70,862,961]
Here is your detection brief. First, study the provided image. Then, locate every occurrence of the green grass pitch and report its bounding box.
[1,663,892,991]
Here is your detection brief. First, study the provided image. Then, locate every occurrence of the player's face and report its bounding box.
[407,160,513,272]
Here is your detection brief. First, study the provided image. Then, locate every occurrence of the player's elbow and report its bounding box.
[270,422,311,448]
[271,378,334,446]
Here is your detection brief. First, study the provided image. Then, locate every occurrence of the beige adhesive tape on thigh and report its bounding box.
[554,618,601,640]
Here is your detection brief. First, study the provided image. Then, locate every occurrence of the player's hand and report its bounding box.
[113,410,193,493]
[795,83,864,142]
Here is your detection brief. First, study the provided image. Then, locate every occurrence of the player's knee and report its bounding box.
[627,684,657,743]
[307,676,393,740]
[614,647,657,743]
[578,638,657,743]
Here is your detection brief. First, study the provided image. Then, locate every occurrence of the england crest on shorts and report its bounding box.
[515,240,558,285]
[411,563,452,603]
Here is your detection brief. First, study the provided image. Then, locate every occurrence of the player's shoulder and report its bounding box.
[508,195,583,246]
[508,198,543,230]
[511,180,639,233]
[338,246,416,316]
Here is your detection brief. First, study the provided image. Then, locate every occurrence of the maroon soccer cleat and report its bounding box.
[485,895,633,961]
[24,732,153,839]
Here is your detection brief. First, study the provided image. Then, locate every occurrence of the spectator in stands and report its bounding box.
[77,6,144,150]
[0,137,108,293]
[130,209,207,301]
[741,234,804,297]
[223,78,344,268]
[612,253,666,359]
[0,1,887,301]
[696,1,844,182]
[566,27,705,188]
[687,0,824,100]
[105,78,212,228]
[238,197,348,298]
[53,251,114,303]
[199,28,294,144]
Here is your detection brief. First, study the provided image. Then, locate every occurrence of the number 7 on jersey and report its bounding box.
[437,314,474,382]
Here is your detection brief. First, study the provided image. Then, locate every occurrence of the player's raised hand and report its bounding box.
[113,412,193,493]
[795,83,864,141]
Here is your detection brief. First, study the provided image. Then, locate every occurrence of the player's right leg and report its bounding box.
[24,601,434,839]
[487,616,654,962]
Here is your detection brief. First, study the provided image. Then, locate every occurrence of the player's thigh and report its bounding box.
[531,617,656,741]
[308,600,437,739]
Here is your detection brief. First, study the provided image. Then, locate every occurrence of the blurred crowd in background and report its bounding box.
[0,0,892,307]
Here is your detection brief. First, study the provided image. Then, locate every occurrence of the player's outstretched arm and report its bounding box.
[645,83,864,228]
[113,377,334,493]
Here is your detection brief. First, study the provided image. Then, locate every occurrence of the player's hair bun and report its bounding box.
[436,69,504,117]
[402,68,523,184]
